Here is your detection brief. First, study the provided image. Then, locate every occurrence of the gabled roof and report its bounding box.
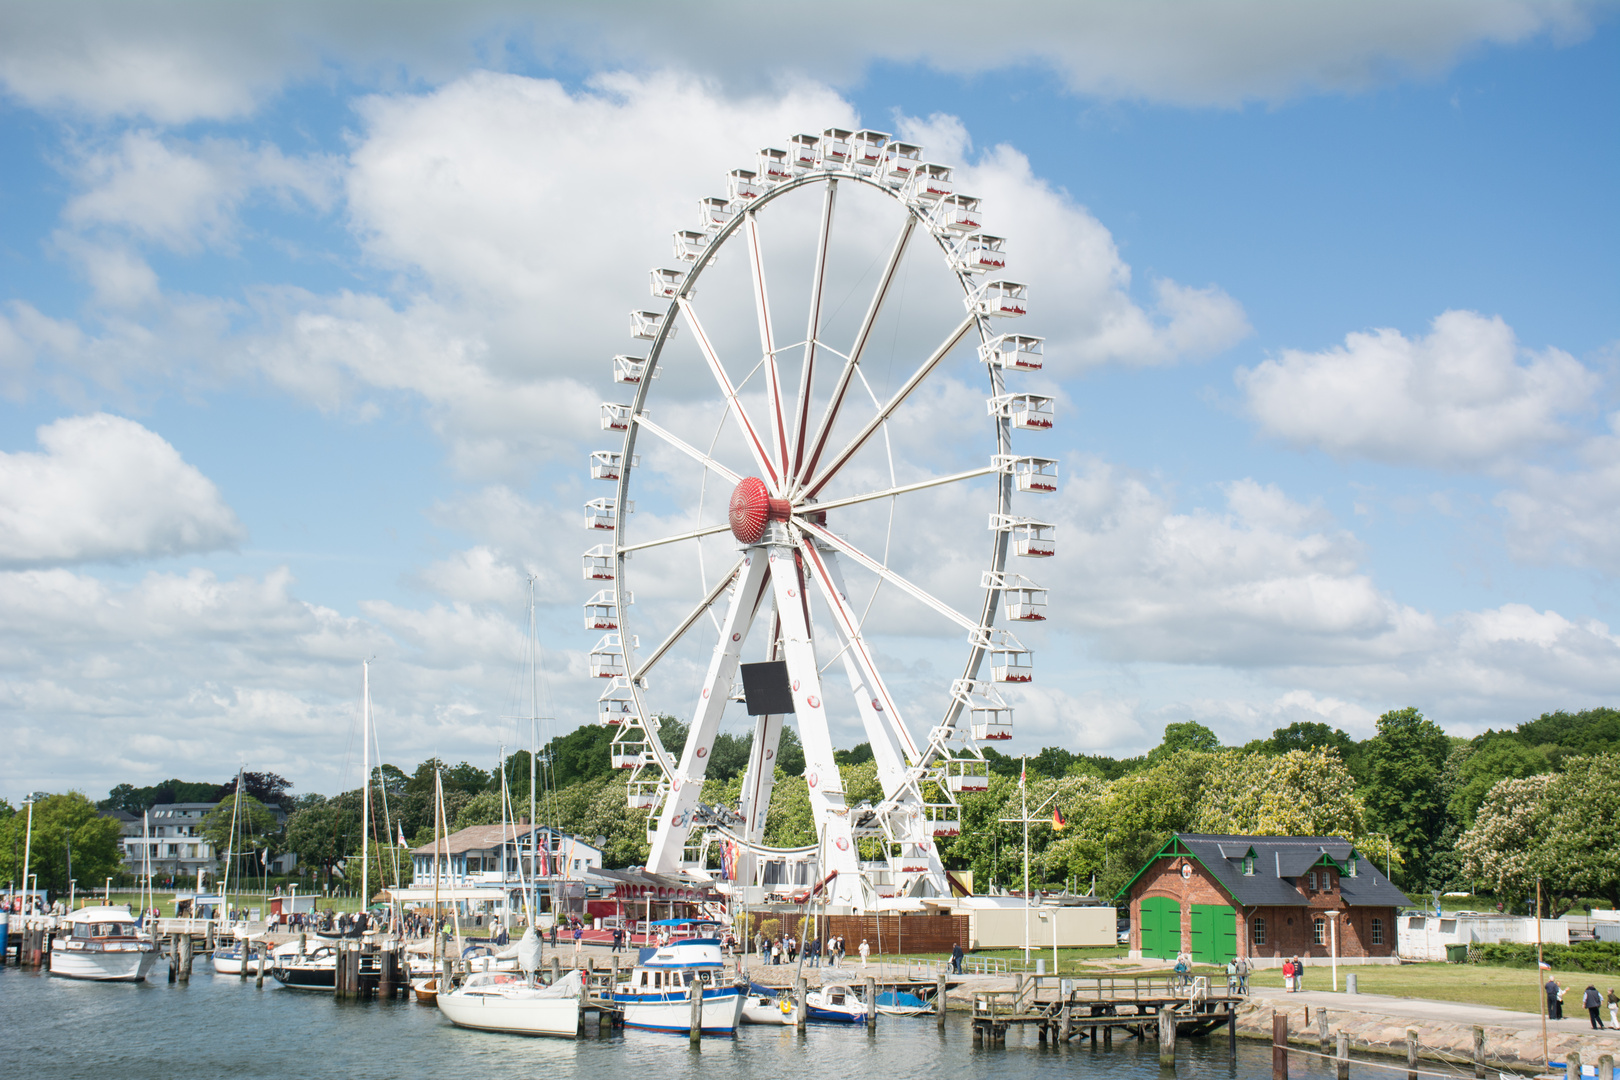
[1116,833,1410,908]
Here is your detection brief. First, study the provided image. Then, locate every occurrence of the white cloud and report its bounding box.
[1237,310,1597,469]
[0,413,245,568]
[64,131,339,253]
[0,2,1599,123]
[1495,411,1620,572]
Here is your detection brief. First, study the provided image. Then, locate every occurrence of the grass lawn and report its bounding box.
[93,890,366,918]
[1249,962,1554,1013]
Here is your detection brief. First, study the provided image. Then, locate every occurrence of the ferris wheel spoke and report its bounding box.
[794,214,916,496]
[797,520,979,633]
[635,414,745,487]
[677,296,781,489]
[617,521,732,555]
[803,463,1000,515]
[803,312,977,500]
[629,555,746,683]
[790,178,837,479]
[800,543,921,772]
[744,213,792,482]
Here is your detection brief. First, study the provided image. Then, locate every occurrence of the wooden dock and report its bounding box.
[972,973,1241,1060]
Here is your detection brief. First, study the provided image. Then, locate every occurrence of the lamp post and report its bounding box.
[105,877,113,905]
[21,791,47,908]
[1326,910,1341,991]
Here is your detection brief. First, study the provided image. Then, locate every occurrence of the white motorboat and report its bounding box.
[804,982,869,1024]
[49,906,159,982]
[611,938,745,1035]
[436,968,585,1037]
[740,988,794,1026]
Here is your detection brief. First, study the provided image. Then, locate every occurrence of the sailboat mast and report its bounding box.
[528,576,538,924]
[361,661,370,916]
[224,767,242,915]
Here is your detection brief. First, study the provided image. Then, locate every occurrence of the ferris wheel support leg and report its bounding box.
[735,614,785,890]
[767,542,863,908]
[645,550,772,875]
[802,546,951,898]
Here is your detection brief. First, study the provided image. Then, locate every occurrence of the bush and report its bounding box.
[1471,941,1620,974]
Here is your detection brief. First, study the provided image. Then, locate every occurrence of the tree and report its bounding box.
[833,742,874,767]
[199,795,282,875]
[1145,721,1220,765]
[453,789,504,831]
[1362,707,1451,888]
[1447,735,1549,829]
[1457,774,1556,906]
[1193,748,1367,839]
[0,792,123,897]
[212,771,294,812]
[1544,754,1620,908]
[285,796,357,888]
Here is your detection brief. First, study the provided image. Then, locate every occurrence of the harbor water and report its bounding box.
[1,966,1341,1080]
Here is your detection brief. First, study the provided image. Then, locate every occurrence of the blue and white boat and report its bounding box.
[611,938,745,1035]
[804,982,869,1023]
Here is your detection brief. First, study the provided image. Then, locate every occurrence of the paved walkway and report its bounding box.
[1263,989,1591,1034]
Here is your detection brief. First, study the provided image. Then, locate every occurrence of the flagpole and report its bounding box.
[1022,756,1030,966]
[1537,878,1548,1067]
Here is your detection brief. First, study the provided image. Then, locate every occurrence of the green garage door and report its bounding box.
[1139,896,1180,959]
[1190,904,1237,965]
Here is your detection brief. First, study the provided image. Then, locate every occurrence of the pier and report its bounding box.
[971,974,1241,1060]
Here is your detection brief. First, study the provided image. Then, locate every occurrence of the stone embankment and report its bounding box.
[1237,993,1620,1070]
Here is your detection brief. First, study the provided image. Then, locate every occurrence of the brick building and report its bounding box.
[1116,833,1408,968]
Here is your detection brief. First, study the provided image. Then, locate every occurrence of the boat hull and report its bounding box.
[271,961,336,991]
[616,988,745,1035]
[49,943,159,982]
[212,948,245,975]
[436,990,580,1037]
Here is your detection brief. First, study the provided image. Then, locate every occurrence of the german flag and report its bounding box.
[1052,806,1067,831]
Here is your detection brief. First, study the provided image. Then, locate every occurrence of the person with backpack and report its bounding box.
[1585,985,1604,1029]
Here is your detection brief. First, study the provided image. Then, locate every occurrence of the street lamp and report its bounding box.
[21,791,47,909]
[105,878,113,906]
[1325,910,1342,991]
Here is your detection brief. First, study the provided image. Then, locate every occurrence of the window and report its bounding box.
[1243,855,1255,875]
[1313,918,1326,945]
[1308,871,1317,890]
[1371,918,1383,945]
[1252,917,1266,945]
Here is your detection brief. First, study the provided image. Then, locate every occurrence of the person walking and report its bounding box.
[859,938,870,967]
[1546,976,1562,1020]
[951,942,964,975]
[1584,985,1604,1029]
[1293,955,1306,991]
[1236,955,1251,995]
[1606,986,1619,1029]
[572,923,583,964]
[611,926,623,953]
[1282,958,1295,992]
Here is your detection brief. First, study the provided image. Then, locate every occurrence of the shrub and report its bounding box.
[1471,941,1620,975]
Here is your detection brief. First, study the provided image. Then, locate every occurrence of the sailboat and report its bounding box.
[273,662,379,992]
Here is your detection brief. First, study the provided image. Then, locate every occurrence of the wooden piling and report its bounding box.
[1272,1011,1288,1080]
[1568,1051,1582,1080]
[689,976,702,1046]
[1337,1032,1350,1080]
[177,934,192,983]
[1319,1007,1330,1051]
[1473,1026,1485,1079]
[796,976,807,1031]
[865,976,878,1031]
[255,946,266,989]
[551,955,561,984]
[1598,1054,1613,1080]
[938,973,948,1029]
[1406,1029,1419,1080]
[378,943,394,1000]
[1159,1007,1177,1069]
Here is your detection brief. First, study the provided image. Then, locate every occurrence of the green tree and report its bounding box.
[0,792,123,897]
[1362,706,1451,888]
[1457,774,1556,907]
[1193,748,1367,839]
[1145,721,1220,765]
[199,795,281,875]
[452,789,505,831]
[1448,735,1549,829]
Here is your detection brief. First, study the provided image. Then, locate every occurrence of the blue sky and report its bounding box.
[0,1,1616,802]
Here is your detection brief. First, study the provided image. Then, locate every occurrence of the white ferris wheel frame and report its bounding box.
[587,130,1054,909]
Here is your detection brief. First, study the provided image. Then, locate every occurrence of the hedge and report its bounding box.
[1470,941,1620,975]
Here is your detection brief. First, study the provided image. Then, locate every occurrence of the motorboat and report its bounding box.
[436,968,585,1037]
[49,906,159,982]
[740,983,794,1025]
[611,937,745,1035]
[804,982,869,1023]
[875,987,933,1016]
[270,942,343,991]
[211,931,269,975]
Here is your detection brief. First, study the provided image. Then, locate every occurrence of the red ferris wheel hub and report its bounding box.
[729,477,792,544]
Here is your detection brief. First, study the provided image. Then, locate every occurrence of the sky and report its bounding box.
[0,0,1616,804]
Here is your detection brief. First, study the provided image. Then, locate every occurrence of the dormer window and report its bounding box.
[1243,855,1255,876]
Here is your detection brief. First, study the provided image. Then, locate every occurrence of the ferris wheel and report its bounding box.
[583,127,1056,909]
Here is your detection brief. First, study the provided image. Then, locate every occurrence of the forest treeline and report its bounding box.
[7,706,1617,906]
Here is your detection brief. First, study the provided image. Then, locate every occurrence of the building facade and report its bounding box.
[119,802,296,880]
[1117,833,1409,968]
